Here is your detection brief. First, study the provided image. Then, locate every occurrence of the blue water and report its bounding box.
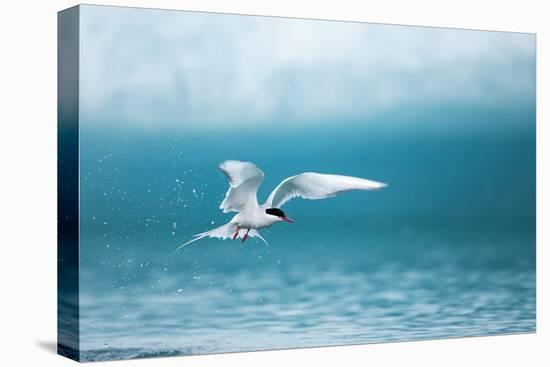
[75,106,535,361]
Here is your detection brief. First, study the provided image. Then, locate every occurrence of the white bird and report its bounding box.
[175,160,387,251]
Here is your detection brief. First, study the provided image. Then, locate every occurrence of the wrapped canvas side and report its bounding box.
[57,5,80,362]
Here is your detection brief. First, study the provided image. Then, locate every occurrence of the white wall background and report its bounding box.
[0,1,547,366]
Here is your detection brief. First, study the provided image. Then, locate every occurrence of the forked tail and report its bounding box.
[174,222,267,252]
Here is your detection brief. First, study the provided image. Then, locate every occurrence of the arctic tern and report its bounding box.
[175,160,387,250]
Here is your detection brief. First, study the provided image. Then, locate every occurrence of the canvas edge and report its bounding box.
[57,5,81,362]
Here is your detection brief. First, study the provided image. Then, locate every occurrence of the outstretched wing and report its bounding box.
[266,172,387,208]
[219,160,265,213]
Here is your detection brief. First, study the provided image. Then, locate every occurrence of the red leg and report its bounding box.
[232,226,240,240]
[241,229,250,243]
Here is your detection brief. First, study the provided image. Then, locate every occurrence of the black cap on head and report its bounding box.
[266,208,286,217]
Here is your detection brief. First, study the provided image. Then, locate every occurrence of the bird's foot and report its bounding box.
[232,226,240,240]
[241,229,250,243]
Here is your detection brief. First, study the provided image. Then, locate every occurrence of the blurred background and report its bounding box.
[76,5,535,361]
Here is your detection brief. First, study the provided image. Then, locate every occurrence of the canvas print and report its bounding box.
[58,5,536,362]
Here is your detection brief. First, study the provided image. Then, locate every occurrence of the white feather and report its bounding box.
[266,172,387,208]
[174,221,267,251]
[218,160,264,213]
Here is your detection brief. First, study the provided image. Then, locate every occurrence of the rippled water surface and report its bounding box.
[79,226,535,361]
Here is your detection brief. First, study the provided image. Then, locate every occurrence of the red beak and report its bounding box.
[282,217,294,223]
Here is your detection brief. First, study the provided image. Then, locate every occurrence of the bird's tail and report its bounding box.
[174,222,268,252]
[174,222,237,252]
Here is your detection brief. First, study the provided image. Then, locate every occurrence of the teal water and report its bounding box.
[78,108,535,361]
